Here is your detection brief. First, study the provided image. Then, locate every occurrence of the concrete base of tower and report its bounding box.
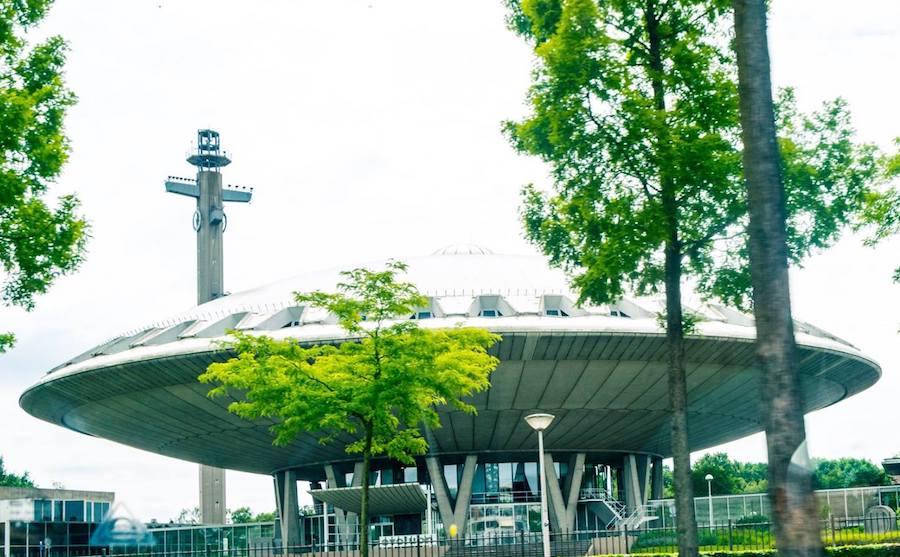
[199,465,226,524]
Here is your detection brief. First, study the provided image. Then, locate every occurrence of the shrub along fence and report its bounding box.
[629,516,900,553]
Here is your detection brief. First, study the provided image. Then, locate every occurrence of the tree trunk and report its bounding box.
[664,218,699,557]
[731,2,823,556]
[360,424,374,557]
[645,2,700,555]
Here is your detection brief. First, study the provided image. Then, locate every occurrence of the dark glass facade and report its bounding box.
[301,458,621,543]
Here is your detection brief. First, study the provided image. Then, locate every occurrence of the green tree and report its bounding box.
[200,262,499,556]
[735,460,768,494]
[504,3,878,555]
[229,507,253,524]
[0,456,35,487]
[692,453,742,496]
[0,0,88,353]
[504,1,742,550]
[256,510,279,521]
[856,139,900,283]
[813,458,893,489]
[230,507,280,524]
[691,453,768,495]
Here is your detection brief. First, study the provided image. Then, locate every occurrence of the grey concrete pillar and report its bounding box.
[199,465,225,524]
[196,168,226,525]
[324,465,349,548]
[196,169,225,302]
[544,453,586,533]
[274,471,301,551]
[650,457,664,501]
[615,467,624,502]
[425,455,477,537]
[622,454,651,512]
[347,462,364,545]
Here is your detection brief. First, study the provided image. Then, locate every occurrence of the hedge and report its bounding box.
[604,542,900,557]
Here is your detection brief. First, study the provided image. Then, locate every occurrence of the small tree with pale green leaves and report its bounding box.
[200,262,499,555]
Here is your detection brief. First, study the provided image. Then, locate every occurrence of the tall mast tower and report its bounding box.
[165,129,252,524]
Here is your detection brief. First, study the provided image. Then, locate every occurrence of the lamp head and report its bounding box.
[524,413,555,431]
[705,473,714,481]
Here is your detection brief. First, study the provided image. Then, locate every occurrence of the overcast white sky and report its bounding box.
[0,0,897,522]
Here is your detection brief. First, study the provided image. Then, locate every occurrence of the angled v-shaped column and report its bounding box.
[543,453,586,532]
[325,462,365,548]
[425,455,477,537]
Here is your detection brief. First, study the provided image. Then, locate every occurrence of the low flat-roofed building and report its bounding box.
[1,487,114,557]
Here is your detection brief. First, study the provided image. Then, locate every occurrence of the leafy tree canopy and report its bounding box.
[229,507,253,524]
[662,454,890,497]
[690,452,767,496]
[854,138,900,282]
[813,458,892,490]
[0,456,35,487]
[0,0,88,353]
[200,262,500,554]
[229,507,277,524]
[505,0,881,312]
[201,262,500,460]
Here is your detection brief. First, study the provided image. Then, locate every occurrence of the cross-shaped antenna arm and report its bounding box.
[165,178,200,198]
[223,185,253,203]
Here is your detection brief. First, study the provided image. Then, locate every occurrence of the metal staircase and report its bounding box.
[614,505,658,530]
[582,493,657,531]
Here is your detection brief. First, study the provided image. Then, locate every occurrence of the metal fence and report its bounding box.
[86,517,900,557]
[629,516,900,554]
[647,485,900,527]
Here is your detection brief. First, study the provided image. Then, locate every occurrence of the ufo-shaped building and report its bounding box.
[20,245,880,545]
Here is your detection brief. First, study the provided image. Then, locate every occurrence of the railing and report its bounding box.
[629,515,900,553]
[646,484,900,527]
[578,488,610,501]
[284,517,899,555]
[35,515,900,557]
[468,491,541,504]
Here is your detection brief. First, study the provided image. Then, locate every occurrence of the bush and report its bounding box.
[608,543,900,557]
[736,514,769,525]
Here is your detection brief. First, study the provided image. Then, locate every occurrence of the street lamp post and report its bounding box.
[525,413,555,557]
[705,473,714,527]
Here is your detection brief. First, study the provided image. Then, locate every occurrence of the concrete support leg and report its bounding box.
[324,465,348,548]
[274,470,300,551]
[199,465,226,524]
[347,462,364,546]
[565,453,586,530]
[622,454,651,512]
[615,467,624,502]
[544,453,586,533]
[650,457,664,501]
[425,455,477,537]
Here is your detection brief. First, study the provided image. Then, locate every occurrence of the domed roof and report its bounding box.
[48,246,859,373]
[432,243,495,256]
[20,245,880,474]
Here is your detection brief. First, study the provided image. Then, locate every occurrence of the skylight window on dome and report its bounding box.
[541,295,580,317]
[472,295,513,318]
[410,311,433,320]
[252,306,305,330]
[610,309,630,318]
